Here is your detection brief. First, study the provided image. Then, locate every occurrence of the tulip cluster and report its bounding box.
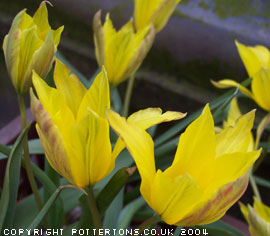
[2,0,266,232]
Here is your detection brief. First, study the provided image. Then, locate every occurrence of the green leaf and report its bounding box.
[194,226,235,236]
[0,139,44,160]
[21,186,83,236]
[116,197,145,232]
[74,195,94,236]
[0,124,30,233]
[111,86,123,114]
[173,226,183,236]
[43,159,62,229]
[254,175,270,188]
[199,220,246,236]
[97,168,134,217]
[103,189,124,230]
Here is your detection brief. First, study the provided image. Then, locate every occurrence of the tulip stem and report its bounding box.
[249,173,261,201]
[136,216,160,235]
[123,73,136,117]
[86,187,102,232]
[17,94,43,211]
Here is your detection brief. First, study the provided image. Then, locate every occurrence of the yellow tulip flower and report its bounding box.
[235,41,270,78]
[3,2,63,94]
[212,41,270,111]
[240,198,270,236]
[212,66,270,111]
[222,98,254,151]
[107,104,261,226]
[93,11,155,85]
[31,59,185,188]
[134,0,181,33]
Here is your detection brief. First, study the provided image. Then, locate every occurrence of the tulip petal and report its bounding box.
[128,107,186,129]
[93,10,105,67]
[253,198,270,222]
[112,108,186,160]
[251,67,270,111]
[223,97,241,128]
[177,172,250,226]
[106,109,156,203]
[24,29,55,93]
[213,150,260,190]
[52,26,64,47]
[77,67,110,120]
[30,89,74,184]
[121,26,155,83]
[105,18,136,84]
[211,79,255,101]
[236,40,270,77]
[33,2,50,41]
[18,26,43,92]
[151,0,181,32]
[151,170,203,225]
[68,109,112,187]
[165,104,216,188]
[4,10,25,92]
[216,110,255,156]
[32,71,64,117]
[134,0,163,31]
[54,59,87,117]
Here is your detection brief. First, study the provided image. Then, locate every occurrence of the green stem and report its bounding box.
[86,187,102,233]
[250,173,261,201]
[136,216,159,235]
[123,74,136,117]
[17,94,43,211]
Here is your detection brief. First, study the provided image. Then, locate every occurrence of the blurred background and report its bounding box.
[0,0,269,229]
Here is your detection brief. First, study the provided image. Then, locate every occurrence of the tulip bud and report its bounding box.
[3,2,63,94]
[134,0,181,33]
[93,11,155,85]
[240,198,270,236]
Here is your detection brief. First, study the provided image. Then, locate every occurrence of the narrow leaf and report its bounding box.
[97,167,136,217]
[0,124,31,232]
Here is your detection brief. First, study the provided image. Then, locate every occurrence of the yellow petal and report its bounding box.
[127,107,186,129]
[68,109,112,187]
[30,89,74,184]
[213,150,260,190]
[251,67,270,111]
[106,109,156,203]
[236,40,270,77]
[18,26,43,92]
[211,79,255,101]
[121,26,155,83]
[33,2,50,41]
[51,26,64,47]
[165,104,216,189]
[253,198,270,223]
[151,0,181,32]
[93,10,105,67]
[223,97,242,128]
[216,110,255,156]
[151,170,203,225]
[77,67,110,121]
[23,29,55,92]
[112,107,186,160]
[177,173,250,226]
[3,10,26,93]
[134,0,163,31]
[104,19,136,84]
[54,59,87,116]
